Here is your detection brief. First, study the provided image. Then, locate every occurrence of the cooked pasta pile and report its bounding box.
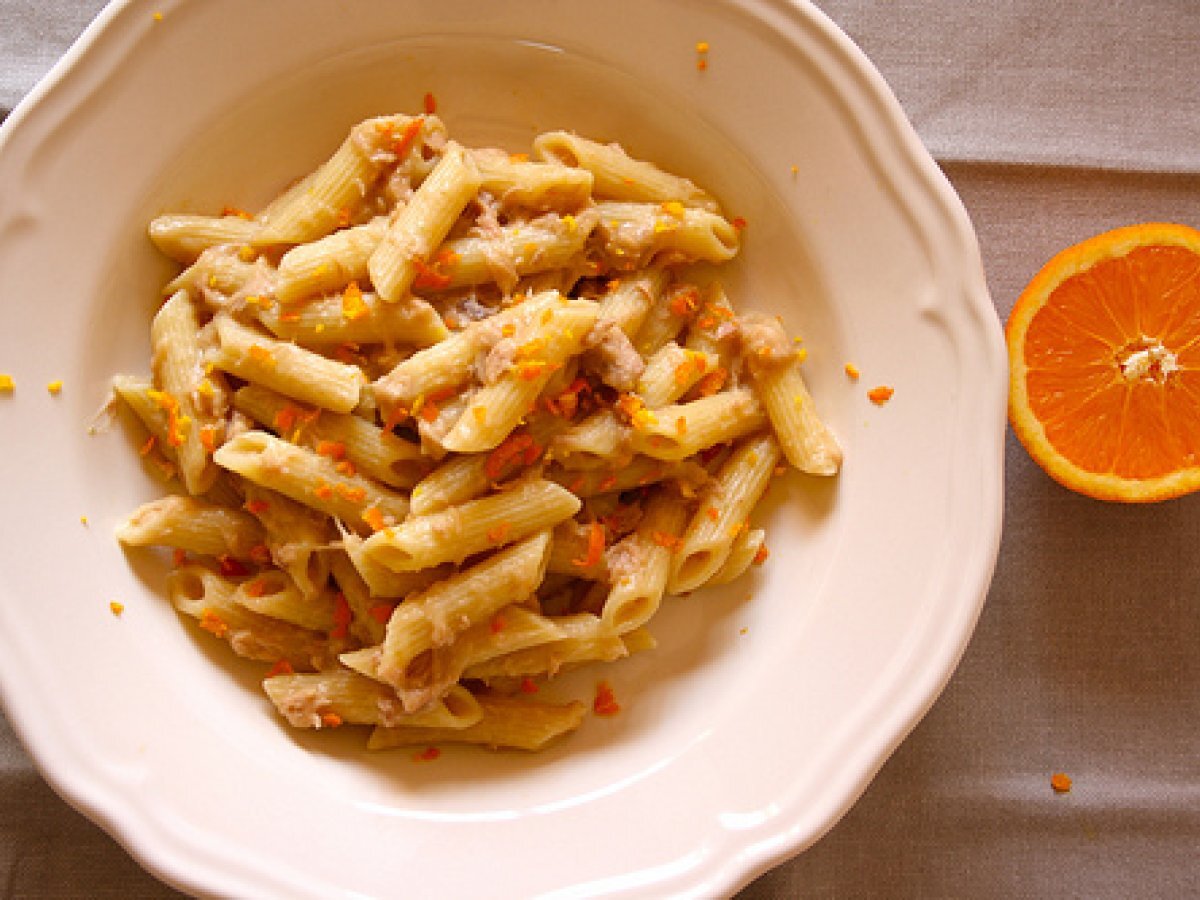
[114,112,842,752]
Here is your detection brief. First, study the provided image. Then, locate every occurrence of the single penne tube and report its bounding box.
[212,315,365,414]
[550,410,630,470]
[742,313,842,476]
[473,149,595,210]
[233,384,427,490]
[241,482,332,597]
[547,519,610,581]
[602,488,690,632]
[632,282,700,357]
[462,613,626,679]
[594,201,740,266]
[116,495,265,559]
[408,453,491,516]
[213,430,409,533]
[167,564,334,671]
[546,455,709,498]
[373,532,552,696]
[112,374,174,458]
[369,141,483,303]
[532,131,719,212]
[669,432,781,593]
[367,695,586,752]
[273,218,387,305]
[147,214,262,264]
[150,291,220,495]
[255,114,447,244]
[707,527,767,586]
[372,291,563,413]
[417,212,598,294]
[594,267,670,338]
[362,479,579,572]
[233,569,337,633]
[440,297,600,452]
[264,671,482,729]
[683,282,738,368]
[341,533,454,600]
[635,343,718,409]
[258,287,449,348]
[628,388,768,461]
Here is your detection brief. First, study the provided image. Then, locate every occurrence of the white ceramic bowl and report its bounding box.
[0,1,1005,897]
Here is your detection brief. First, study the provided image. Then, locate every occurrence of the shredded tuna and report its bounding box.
[583,319,646,391]
[739,312,795,367]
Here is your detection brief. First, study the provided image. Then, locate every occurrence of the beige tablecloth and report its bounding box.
[2,1,1198,897]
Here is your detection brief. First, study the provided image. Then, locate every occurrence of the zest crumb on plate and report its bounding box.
[1050,772,1072,793]
[868,385,894,405]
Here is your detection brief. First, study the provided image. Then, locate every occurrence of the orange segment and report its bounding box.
[1007,223,1200,502]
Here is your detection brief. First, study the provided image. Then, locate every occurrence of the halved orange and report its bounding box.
[1007,223,1200,502]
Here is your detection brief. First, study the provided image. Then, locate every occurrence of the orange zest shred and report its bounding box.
[487,522,512,544]
[244,498,270,515]
[731,216,748,231]
[248,344,276,369]
[198,609,229,638]
[249,544,272,566]
[423,92,437,115]
[341,281,369,321]
[335,483,367,503]
[651,531,682,551]
[330,592,352,640]
[392,116,425,158]
[362,507,388,532]
[593,680,621,716]
[705,506,720,521]
[335,460,357,476]
[412,254,455,291]
[172,548,188,567]
[519,676,539,694]
[1051,772,1073,793]
[668,287,700,318]
[572,522,606,568]
[484,432,541,481]
[221,205,252,220]
[138,434,157,456]
[489,613,506,634]
[694,367,728,397]
[752,545,770,565]
[413,746,441,762]
[868,385,895,406]
[244,578,267,599]
[266,659,295,677]
[320,712,344,729]
[844,362,861,380]
[313,481,334,501]
[198,425,219,454]
[109,601,125,616]
[316,439,347,461]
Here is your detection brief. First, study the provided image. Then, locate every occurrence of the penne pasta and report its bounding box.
[212,315,365,414]
[670,432,781,593]
[362,479,579,573]
[119,110,842,756]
